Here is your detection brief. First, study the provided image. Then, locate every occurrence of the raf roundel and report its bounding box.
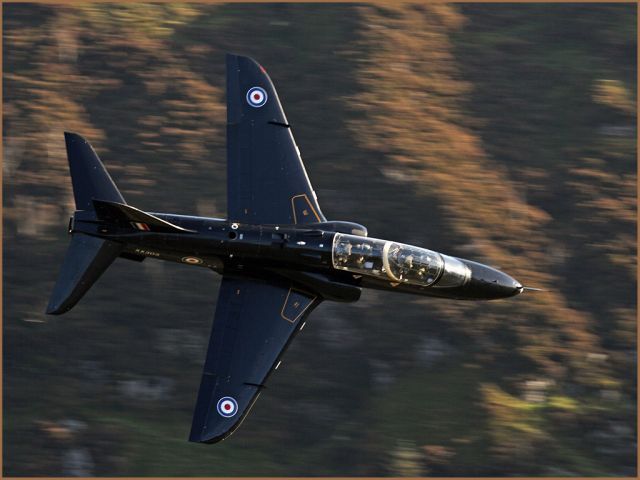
[246,86,268,108]
[216,396,238,418]
[182,256,203,265]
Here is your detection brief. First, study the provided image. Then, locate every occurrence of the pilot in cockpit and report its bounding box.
[405,254,414,269]
[335,241,352,265]
[354,242,372,267]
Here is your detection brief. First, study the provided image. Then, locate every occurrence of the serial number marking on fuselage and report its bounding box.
[134,248,160,257]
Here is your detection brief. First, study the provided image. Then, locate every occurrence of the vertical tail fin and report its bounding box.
[64,132,125,210]
[47,133,125,315]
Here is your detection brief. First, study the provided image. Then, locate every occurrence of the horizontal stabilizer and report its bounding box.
[92,199,196,233]
[47,234,123,315]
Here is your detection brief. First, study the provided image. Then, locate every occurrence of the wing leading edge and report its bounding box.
[226,54,326,225]
[189,275,320,443]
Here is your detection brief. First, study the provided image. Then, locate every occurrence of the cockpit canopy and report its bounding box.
[331,233,470,288]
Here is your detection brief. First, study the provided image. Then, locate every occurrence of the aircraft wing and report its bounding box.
[189,275,320,443]
[226,54,326,225]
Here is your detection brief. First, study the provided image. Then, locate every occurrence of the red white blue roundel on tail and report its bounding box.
[246,87,267,107]
[216,396,238,417]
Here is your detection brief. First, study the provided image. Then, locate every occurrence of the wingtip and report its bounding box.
[225,52,252,61]
[226,52,264,71]
[226,52,243,65]
[188,428,229,444]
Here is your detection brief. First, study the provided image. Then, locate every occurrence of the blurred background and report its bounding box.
[3,3,636,476]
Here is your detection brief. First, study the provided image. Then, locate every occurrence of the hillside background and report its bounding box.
[3,3,636,476]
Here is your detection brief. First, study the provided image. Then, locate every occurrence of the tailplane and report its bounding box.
[47,133,125,315]
[46,235,122,314]
[48,133,195,315]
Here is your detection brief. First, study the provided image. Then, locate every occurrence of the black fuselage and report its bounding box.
[72,212,523,302]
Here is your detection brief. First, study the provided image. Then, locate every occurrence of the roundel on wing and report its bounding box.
[216,396,238,418]
[246,86,268,108]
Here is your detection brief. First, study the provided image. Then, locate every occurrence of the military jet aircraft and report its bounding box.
[47,54,523,444]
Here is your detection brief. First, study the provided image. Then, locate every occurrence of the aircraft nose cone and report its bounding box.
[461,259,523,299]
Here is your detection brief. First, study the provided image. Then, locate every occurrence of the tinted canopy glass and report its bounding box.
[332,233,445,287]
